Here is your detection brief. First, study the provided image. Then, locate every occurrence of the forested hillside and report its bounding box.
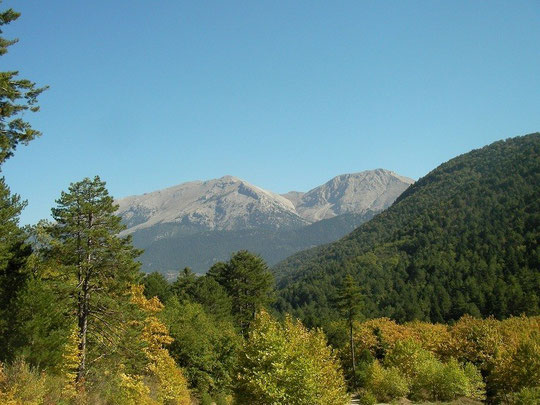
[275,133,540,325]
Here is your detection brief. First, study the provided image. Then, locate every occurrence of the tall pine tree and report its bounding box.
[337,274,363,380]
[0,178,31,360]
[0,1,47,361]
[49,176,142,383]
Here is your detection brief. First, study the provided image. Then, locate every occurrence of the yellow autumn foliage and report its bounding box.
[129,285,191,405]
[0,359,46,405]
[352,315,540,402]
[353,317,413,358]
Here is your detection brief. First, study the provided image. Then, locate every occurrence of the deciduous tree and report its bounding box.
[236,310,349,405]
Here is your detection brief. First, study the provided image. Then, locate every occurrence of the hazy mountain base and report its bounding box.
[116,169,413,274]
[136,211,377,274]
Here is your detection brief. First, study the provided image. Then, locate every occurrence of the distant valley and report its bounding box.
[116,169,414,273]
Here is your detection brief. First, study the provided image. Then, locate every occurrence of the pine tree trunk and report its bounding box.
[76,283,88,383]
[350,317,356,379]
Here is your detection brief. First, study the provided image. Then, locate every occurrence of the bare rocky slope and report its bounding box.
[290,169,414,222]
[116,170,413,274]
[117,175,308,235]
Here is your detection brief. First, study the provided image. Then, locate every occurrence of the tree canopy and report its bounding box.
[276,133,540,325]
[208,250,274,333]
[0,3,48,165]
[49,176,142,382]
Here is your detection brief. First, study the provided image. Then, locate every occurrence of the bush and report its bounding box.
[510,386,540,405]
[414,358,470,402]
[355,388,376,405]
[0,359,47,405]
[365,360,409,402]
[235,311,349,405]
[384,340,485,402]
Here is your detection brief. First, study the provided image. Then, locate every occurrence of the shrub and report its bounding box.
[235,310,349,405]
[365,360,409,402]
[510,386,540,405]
[355,388,376,405]
[413,358,470,402]
[0,359,46,405]
[384,340,485,402]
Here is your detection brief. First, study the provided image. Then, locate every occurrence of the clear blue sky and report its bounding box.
[2,0,539,225]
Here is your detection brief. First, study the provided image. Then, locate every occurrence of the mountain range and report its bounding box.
[116,169,414,273]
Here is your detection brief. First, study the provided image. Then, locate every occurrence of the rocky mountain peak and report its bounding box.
[292,169,414,222]
[115,169,414,272]
[116,169,413,242]
[116,176,307,235]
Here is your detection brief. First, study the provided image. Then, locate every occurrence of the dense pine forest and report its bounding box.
[1,3,539,405]
[275,133,540,326]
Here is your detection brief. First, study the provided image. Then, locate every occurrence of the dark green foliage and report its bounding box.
[142,271,172,303]
[337,274,363,324]
[161,297,240,398]
[170,267,234,322]
[275,133,540,326]
[171,267,197,300]
[48,176,143,381]
[0,179,31,361]
[191,275,233,322]
[11,275,72,370]
[337,274,363,384]
[209,250,274,333]
[0,4,48,165]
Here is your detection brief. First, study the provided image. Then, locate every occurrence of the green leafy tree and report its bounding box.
[49,176,142,383]
[383,339,485,402]
[0,3,48,165]
[208,250,274,333]
[235,310,349,405]
[161,297,240,399]
[336,274,363,379]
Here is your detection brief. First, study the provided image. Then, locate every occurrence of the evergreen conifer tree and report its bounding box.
[208,250,274,333]
[337,274,363,379]
[49,176,142,383]
[0,178,31,360]
[0,0,47,362]
[0,3,48,165]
